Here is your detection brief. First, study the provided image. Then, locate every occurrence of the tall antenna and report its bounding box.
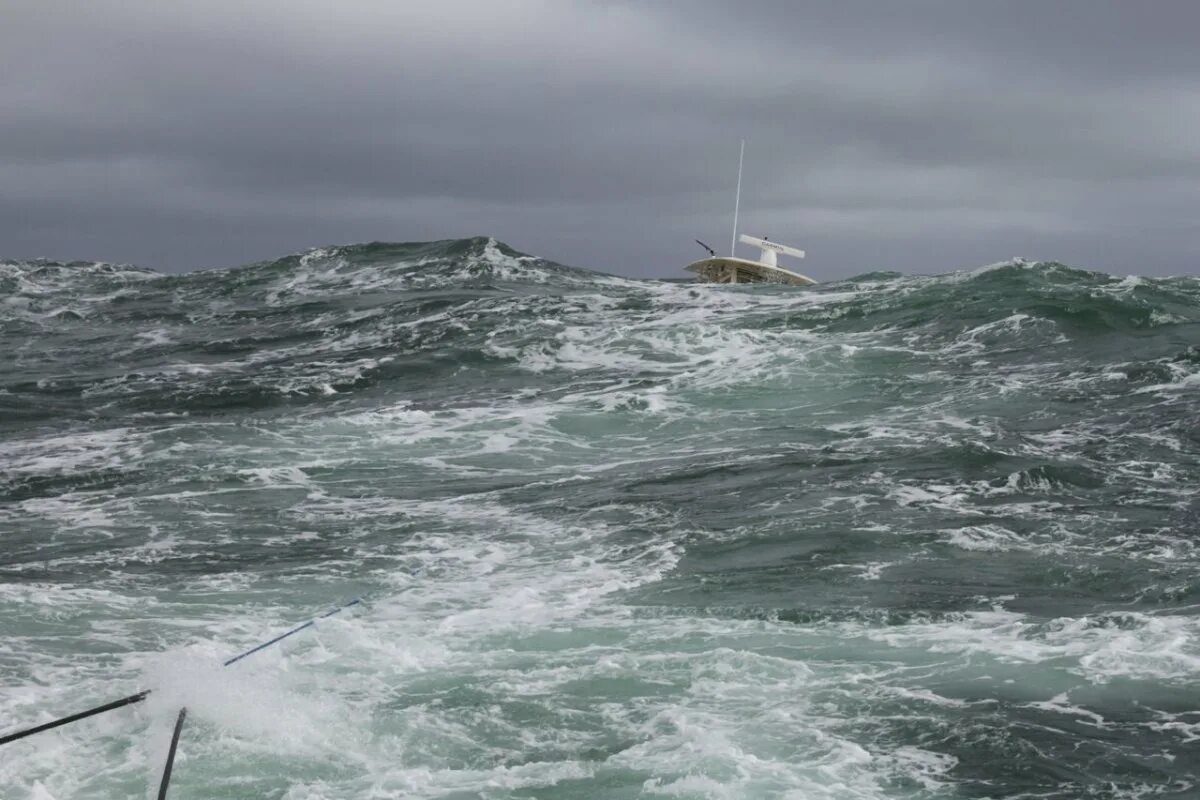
[730,139,744,258]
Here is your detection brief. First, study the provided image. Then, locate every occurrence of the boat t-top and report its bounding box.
[685,141,816,286]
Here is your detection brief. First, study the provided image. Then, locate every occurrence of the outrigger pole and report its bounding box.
[222,599,360,666]
[730,138,744,258]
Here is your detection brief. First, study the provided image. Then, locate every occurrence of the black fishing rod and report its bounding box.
[0,597,362,747]
[156,708,187,800]
[0,690,150,746]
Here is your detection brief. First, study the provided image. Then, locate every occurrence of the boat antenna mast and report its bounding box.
[730,139,744,258]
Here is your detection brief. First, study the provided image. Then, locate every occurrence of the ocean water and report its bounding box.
[1,237,1198,799]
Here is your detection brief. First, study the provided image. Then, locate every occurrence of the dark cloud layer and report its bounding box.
[2,1,1199,277]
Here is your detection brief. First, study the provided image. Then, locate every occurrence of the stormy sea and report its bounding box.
[2,237,1198,799]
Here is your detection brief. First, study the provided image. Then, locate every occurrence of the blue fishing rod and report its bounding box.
[0,597,362,747]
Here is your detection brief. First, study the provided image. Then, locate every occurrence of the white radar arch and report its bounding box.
[738,234,805,268]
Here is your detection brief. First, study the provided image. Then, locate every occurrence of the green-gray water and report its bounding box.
[2,238,1199,798]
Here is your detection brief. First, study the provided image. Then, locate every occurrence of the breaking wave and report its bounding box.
[2,238,1198,799]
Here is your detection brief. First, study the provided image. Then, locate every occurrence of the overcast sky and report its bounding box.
[3,1,1199,278]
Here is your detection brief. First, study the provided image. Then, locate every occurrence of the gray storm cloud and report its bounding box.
[2,0,1198,276]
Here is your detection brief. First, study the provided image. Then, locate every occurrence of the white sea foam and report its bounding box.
[944,524,1025,552]
[4,246,1200,798]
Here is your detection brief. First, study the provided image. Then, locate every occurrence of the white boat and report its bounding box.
[685,142,816,286]
[686,235,815,286]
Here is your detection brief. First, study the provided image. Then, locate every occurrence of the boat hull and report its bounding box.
[685,257,816,286]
